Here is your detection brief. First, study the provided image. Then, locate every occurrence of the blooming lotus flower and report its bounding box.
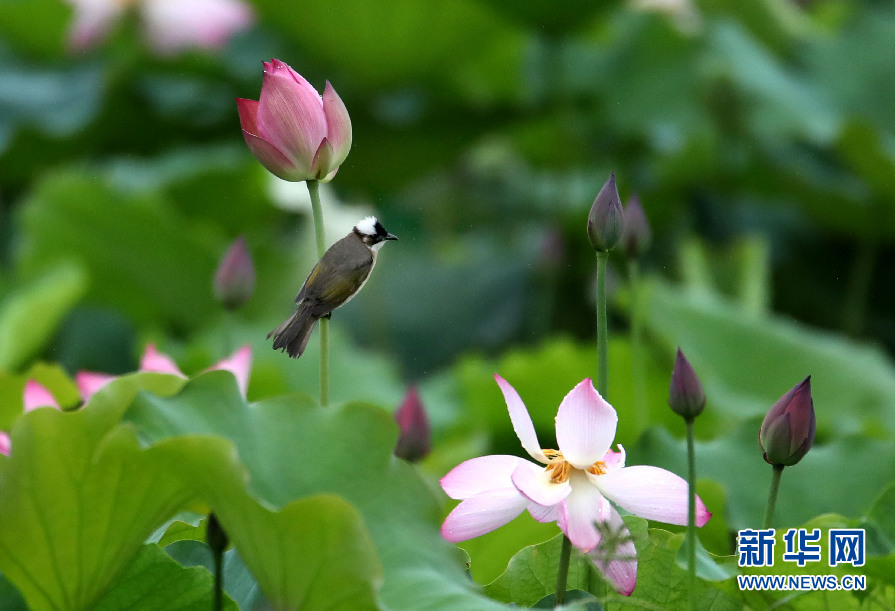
[66,0,253,55]
[23,380,61,411]
[236,60,352,183]
[441,375,711,595]
[78,344,253,402]
[0,381,64,456]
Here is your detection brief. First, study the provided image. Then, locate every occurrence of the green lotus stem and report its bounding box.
[306,180,330,406]
[554,534,573,607]
[762,464,785,529]
[213,547,223,611]
[628,258,646,432]
[686,417,697,611]
[596,251,609,396]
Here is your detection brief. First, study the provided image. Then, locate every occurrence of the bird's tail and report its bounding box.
[267,305,318,358]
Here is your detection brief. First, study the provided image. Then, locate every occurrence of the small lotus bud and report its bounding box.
[206,513,228,556]
[668,348,706,420]
[620,194,652,259]
[587,173,624,252]
[0,432,10,456]
[214,237,255,310]
[394,386,431,462]
[759,376,816,466]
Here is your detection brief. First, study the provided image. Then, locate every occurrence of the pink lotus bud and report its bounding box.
[759,377,816,466]
[0,432,10,456]
[587,173,624,252]
[668,348,706,420]
[237,60,352,183]
[394,387,431,462]
[214,237,255,310]
[620,194,652,259]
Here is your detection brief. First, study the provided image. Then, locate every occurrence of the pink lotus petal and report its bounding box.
[441,488,529,542]
[591,465,710,527]
[240,129,304,181]
[555,378,617,469]
[601,444,626,472]
[140,344,186,377]
[311,137,335,181]
[206,345,252,397]
[494,374,548,463]
[23,380,59,412]
[441,455,524,500]
[0,432,10,456]
[141,0,253,55]
[76,371,117,402]
[322,81,352,168]
[557,472,611,552]
[511,460,571,506]
[528,502,559,523]
[256,59,326,177]
[588,505,638,596]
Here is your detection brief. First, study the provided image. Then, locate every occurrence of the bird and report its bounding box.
[268,216,398,358]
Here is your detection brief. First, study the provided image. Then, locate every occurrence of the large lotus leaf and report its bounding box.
[0,392,196,610]
[0,262,86,371]
[645,281,895,438]
[148,435,383,611]
[125,371,505,610]
[91,544,238,611]
[14,170,220,331]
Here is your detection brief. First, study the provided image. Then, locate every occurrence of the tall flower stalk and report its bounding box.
[668,348,707,610]
[621,195,651,433]
[237,59,352,407]
[759,377,815,528]
[552,172,626,606]
[306,180,330,405]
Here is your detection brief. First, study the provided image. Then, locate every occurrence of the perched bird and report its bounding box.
[268,216,398,358]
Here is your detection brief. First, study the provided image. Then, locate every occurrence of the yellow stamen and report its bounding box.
[541,448,608,483]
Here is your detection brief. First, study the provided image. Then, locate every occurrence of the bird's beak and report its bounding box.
[386,233,399,241]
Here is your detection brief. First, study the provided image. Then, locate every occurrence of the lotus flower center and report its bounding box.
[542,449,606,484]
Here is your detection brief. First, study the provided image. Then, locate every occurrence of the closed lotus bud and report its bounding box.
[214,237,256,310]
[668,348,706,420]
[236,59,352,183]
[759,377,816,466]
[587,173,624,252]
[394,386,431,462]
[620,194,652,259]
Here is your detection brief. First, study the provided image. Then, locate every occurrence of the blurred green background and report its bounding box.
[2,0,895,574]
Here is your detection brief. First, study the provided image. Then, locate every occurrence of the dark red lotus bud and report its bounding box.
[759,377,816,466]
[394,386,431,462]
[668,348,706,420]
[620,194,651,259]
[587,173,624,252]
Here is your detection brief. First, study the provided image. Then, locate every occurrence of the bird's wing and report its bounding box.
[295,236,373,315]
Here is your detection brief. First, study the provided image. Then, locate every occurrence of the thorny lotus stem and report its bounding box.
[596,251,610,397]
[306,180,330,406]
[554,534,573,607]
[686,417,697,611]
[763,464,785,529]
